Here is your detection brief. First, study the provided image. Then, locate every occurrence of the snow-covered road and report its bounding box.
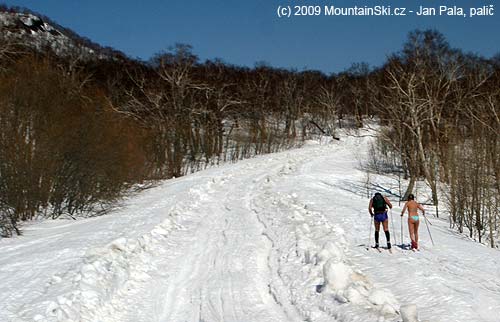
[1,130,500,322]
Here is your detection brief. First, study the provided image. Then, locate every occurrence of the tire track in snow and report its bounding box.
[102,158,307,322]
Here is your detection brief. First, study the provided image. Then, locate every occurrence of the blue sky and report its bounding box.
[3,0,499,73]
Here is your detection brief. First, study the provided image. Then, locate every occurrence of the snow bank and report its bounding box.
[368,288,399,315]
[316,241,344,264]
[401,304,418,322]
[43,216,175,321]
[40,178,221,321]
[321,251,399,315]
[303,139,320,146]
[323,259,353,291]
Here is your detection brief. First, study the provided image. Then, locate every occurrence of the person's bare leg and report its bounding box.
[374,221,381,247]
[408,219,415,248]
[382,220,389,231]
[414,220,420,249]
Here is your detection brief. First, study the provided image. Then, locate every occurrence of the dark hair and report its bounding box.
[408,194,415,200]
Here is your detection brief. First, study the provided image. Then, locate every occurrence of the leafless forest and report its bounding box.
[0,29,498,247]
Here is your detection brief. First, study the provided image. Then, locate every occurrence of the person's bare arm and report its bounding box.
[368,199,373,216]
[417,203,425,215]
[401,202,408,217]
[384,197,393,209]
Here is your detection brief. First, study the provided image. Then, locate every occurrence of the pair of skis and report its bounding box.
[368,245,392,253]
[367,244,419,253]
[398,243,420,252]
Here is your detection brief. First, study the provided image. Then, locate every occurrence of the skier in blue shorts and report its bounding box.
[369,192,393,249]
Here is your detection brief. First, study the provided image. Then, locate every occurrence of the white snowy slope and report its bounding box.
[1,129,500,322]
[0,10,106,59]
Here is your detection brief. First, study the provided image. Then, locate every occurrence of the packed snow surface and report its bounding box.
[1,129,499,322]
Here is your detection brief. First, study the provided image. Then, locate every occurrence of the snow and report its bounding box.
[401,304,418,322]
[19,14,38,27]
[0,11,96,59]
[1,128,500,322]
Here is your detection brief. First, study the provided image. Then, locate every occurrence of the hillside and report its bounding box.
[0,6,125,59]
[1,130,499,322]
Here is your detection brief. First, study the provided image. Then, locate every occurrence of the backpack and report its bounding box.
[373,193,386,212]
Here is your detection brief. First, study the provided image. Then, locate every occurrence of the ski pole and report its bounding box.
[423,214,435,246]
[390,208,397,246]
[400,214,404,247]
[367,214,372,250]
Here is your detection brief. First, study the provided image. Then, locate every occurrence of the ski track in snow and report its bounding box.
[1,130,500,322]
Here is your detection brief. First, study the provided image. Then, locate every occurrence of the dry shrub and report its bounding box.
[0,56,148,235]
